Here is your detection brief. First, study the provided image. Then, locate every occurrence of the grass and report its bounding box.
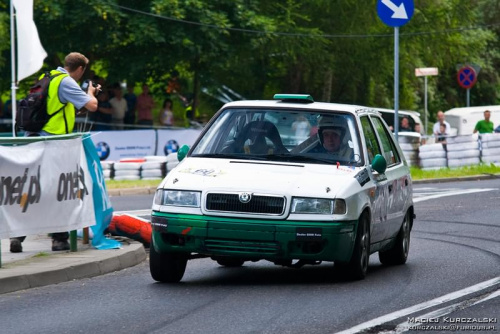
[33,252,50,257]
[105,179,160,189]
[410,164,500,180]
[104,164,500,189]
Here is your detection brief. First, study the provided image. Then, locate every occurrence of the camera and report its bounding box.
[81,79,100,96]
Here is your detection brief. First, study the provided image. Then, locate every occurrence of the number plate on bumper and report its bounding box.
[296,227,323,241]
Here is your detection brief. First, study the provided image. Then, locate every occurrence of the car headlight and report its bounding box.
[291,197,346,215]
[154,190,201,207]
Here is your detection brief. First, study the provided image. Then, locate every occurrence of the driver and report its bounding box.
[310,116,353,159]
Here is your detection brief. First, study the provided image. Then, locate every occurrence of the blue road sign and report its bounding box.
[377,0,414,27]
[457,66,477,89]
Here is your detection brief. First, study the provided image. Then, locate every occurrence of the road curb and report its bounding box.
[413,173,500,184]
[0,242,146,295]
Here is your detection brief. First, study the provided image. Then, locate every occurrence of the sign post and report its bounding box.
[415,67,438,137]
[457,65,477,107]
[377,0,414,141]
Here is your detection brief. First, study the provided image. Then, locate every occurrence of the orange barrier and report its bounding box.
[109,214,152,247]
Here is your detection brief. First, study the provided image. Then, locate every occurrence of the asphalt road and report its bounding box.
[0,179,498,334]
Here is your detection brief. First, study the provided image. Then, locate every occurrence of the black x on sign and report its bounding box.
[457,66,477,89]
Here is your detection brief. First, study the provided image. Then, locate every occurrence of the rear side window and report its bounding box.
[380,111,416,132]
[370,116,401,166]
[360,116,381,164]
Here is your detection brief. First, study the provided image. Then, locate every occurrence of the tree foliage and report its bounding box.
[0,0,499,122]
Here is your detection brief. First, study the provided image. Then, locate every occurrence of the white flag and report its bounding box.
[13,0,47,82]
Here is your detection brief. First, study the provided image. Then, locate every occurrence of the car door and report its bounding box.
[369,116,409,239]
[360,116,389,244]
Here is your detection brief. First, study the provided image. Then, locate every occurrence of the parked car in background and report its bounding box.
[150,94,415,282]
[375,108,424,135]
[444,106,500,136]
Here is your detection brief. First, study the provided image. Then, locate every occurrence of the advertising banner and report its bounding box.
[82,134,120,249]
[0,138,96,239]
[90,130,157,161]
[156,128,202,156]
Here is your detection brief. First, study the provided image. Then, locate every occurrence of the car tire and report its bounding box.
[150,244,188,283]
[216,258,245,267]
[379,211,411,265]
[342,212,370,280]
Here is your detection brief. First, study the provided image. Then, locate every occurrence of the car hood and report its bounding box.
[161,157,363,198]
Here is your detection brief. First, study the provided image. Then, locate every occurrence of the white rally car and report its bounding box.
[150,94,414,282]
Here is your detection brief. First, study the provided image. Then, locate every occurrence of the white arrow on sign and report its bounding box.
[382,0,408,19]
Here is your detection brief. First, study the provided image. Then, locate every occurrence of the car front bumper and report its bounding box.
[151,212,358,263]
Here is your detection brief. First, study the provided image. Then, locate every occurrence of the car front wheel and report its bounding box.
[379,210,411,265]
[150,243,188,283]
[340,212,370,280]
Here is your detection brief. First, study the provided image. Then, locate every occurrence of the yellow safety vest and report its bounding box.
[42,70,76,134]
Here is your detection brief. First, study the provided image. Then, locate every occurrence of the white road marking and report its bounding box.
[335,277,500,334]
[390,289,500,333]
[413,188,497,203]
[114,209,151,216]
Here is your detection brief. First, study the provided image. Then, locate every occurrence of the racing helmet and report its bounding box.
[317,115,347,145]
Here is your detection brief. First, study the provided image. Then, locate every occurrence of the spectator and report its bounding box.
[433,110,451,136]
[399,117,411,132]
[160,98,174,126]
[436,123,448,142]
[291,115,311,142]
[495,125,500,133]
[124,82,137,128]
[436,123,448,150]
[473,110,494,134]
[415,123,425,145]
[11,51,100,253]
[109,83,127,130]
[93,90,113,131]
[136,84,154,126]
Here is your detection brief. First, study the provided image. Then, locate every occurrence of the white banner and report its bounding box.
[88,129,203,161]
[156,129,202,156]
[89,130,157,161]
[0,138,96,238]
[13,0,47,82]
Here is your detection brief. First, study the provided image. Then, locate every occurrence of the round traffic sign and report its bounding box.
[377,0,414,28]
[457,66,477,89]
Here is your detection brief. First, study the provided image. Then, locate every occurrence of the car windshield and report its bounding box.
[191,108,363,166]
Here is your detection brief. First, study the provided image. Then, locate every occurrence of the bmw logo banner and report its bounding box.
[157,129,202,156]
[89,129,203,161]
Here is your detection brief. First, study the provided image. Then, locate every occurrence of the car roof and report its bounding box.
[222,99,380,117]
[445,105,500,115]
[374,107,421,117]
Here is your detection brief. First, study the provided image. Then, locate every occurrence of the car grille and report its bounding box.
[206,193,285,215]
[204,239,280,255]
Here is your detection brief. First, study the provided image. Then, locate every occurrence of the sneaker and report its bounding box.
[10,239,23,253]
[52,240,70,251]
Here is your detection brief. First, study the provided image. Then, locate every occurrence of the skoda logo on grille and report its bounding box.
[239,192,252,203]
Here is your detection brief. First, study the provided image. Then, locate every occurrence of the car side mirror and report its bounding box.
[371,154,387,174]
[177,145,190,162]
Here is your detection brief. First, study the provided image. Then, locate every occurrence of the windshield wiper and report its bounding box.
[191,153,267,160]
[265,154,335,164]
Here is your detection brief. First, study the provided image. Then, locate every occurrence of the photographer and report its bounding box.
[12,52,101,253]
[24,52,100,137]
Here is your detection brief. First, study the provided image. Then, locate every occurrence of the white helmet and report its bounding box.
[317,116,347,145]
